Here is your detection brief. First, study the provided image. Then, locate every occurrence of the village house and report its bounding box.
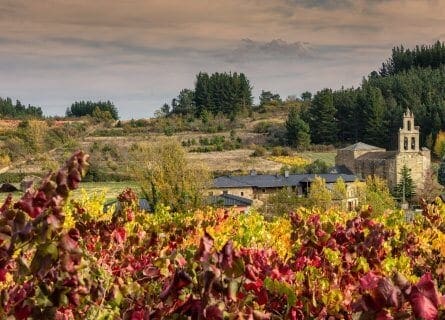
[206,193,253,213]
[210,172,360,211]
[335,109,430,192]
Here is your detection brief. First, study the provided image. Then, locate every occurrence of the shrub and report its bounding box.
[271,146,293,156]
[253,121,274,133]
[305,159,330,174]
[251,145,267,157]
[0,153,11,166]
[0,172,37,183]
[265,124,287,146]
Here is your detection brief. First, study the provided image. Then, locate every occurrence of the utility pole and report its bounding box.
[401,173,408,210]
[402,176,405,205]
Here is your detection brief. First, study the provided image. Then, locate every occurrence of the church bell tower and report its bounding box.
[398,108,419,153]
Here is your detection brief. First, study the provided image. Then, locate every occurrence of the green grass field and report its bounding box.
[300,152,336,167]
[0,181,140,204]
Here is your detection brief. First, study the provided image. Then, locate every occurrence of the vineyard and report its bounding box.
[0,152,444,319]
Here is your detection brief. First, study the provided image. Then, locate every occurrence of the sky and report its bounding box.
[0,0,444,119]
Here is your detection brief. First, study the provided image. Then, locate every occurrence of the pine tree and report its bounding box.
[285,107,310,149]
[173,89,195,116]
[358,85,388,147]
[333,88,359,143]
[194,72,211,116]
[307,88,338,145]
[395,165,415,202]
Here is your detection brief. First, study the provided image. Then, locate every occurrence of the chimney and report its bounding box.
[284,170,289,178]
[250,169,257,176]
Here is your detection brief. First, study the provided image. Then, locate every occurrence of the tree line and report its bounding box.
[66,100,119,120]
[286,41,445,151]
[162,72,253,118]
[0,97,43,119]
[380,41,445,76]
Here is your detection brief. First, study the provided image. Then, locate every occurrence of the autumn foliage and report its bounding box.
[0,151,444,319]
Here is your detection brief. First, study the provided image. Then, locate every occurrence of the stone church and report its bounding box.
[335,109,430,192]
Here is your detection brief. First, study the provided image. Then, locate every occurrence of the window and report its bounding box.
[223,190,228,194]
[208,191,213,196]
[407,120,411,131]
[240,192,244,196]
[404,137,408,150]
[411,137,416,150]
[262,188,266,193]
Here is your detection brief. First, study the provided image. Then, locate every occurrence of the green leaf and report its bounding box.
[34,286,54,308]
[30,242,59,275]
[228,280,239,302]
[110,285,123,307]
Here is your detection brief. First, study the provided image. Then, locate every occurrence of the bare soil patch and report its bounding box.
[187,149,282,174]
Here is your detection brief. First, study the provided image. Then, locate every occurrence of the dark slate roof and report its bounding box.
[207,194,253,207]
[213,173,358,189]
[299,174,358,184]
[340,142,385,151]
[356,151,397,160]
[213,176,252,188]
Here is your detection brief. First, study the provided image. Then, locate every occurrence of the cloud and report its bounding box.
[288,0,354,9]
[0,0,444,117]
[226,39,314,63]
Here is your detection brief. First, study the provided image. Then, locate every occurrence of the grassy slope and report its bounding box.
[1,107,337,202]
[301,152,336,166]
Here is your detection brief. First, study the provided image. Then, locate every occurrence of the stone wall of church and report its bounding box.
[395,153,429,191]
[336,149,384,174]
[422,149,431,176]
[354,159,397,189]
[335,150,356,173]
[386,160,397,191]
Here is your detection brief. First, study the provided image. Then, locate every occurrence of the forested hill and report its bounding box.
[302,41,445,151]
[379,41,445,76]
[0,97,43,119]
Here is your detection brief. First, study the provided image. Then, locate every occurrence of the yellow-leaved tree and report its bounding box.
[128,138,210,212]
[356,176,395,215]
[434,131,445,158]
[332,177,348,210]
[307,176,332,210]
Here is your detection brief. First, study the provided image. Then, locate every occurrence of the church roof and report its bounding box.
[340,142,385,151]
[356,151,397,160]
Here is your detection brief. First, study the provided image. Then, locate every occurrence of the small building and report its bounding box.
[335,109,430,192]
[207,193,253,213]
[104,198,152,213]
